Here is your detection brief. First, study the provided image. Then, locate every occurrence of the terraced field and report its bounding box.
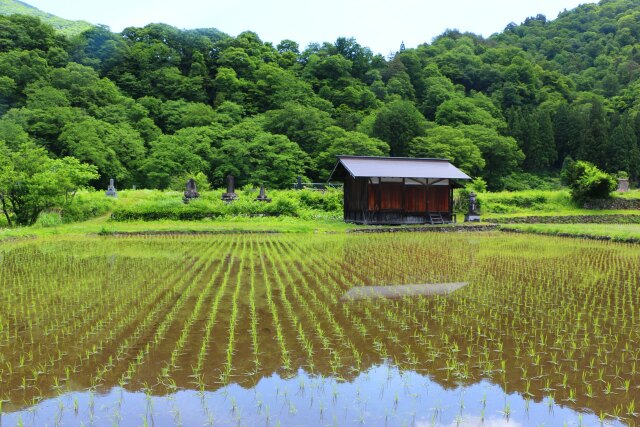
[1,232,639,425]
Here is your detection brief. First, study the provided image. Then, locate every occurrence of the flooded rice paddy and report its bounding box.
[0,232,639,426]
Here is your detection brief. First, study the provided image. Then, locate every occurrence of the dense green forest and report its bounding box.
[1,0,640,191]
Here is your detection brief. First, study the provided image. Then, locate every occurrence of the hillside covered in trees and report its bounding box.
[1,0,640,191]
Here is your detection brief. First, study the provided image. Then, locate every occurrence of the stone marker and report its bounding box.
[464,191,481,222]
[255,184,271,202]
[617,178,630,192]
[183,178,200,203]
[222,175,238,202]
[105,178,117,197]
[295,176,304,190]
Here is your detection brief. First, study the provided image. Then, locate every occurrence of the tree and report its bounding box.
[408,125,485,175]
[58,117,146,187]
[606,115,640,178]
[579,99,609,168]
[316,126,390,178]
[142,126,221,188]
[213,132,308,188]
[459,125,524,190]
[0,142,98,226]
[371,100,427,156]
[263,103,334,162]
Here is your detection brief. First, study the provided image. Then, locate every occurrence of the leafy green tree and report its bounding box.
[213,132,308,188]
[142,126,221,188]
[263,103,334,160]
[316,126,389,178]
[409,125,485,175]
[58,117,146,186]
[371,100,427,156]
[420,76,457,120]
[459,125,524,189]
[0,142,98,226]
[435,96,505,130]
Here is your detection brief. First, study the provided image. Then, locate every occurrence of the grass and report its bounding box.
[0,215,356,241]
[501,223,640,241]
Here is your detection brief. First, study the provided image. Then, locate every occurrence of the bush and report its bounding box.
[566,161,616,202]
[168,171,211,192]
[61,191,115,222]
[109,189,344,221]
[501,172,561,191]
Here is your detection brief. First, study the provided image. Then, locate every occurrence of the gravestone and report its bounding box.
[255,184,271,202]
[222,175,238,202]
[183,178,200,203]
[105,179,117,197]
[617,178,630,192]
[295,176,304,190]
[464,191,481,222]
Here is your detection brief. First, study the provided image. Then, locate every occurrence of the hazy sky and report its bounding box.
[26,0,597,54]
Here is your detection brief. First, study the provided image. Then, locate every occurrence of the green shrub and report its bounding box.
[566,161,617,202]
[501,172,561,191]
[34,211,64,228]
[168,171,211,192]
[61,191,114,222]
[296,188,342,212]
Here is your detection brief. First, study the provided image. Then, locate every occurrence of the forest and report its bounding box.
[1,0,640,192]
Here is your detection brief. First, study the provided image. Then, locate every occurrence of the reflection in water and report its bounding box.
[0,364,619,426]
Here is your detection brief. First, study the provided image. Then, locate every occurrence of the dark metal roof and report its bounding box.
[331,156,471,180]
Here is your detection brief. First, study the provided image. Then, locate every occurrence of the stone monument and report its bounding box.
[255,184,271,202]
[464,191,481,222]
[617,178,630,192]
[222,175,238,202]
[183,178,200,203]
[105,179,117,197]
[295,176,304,190]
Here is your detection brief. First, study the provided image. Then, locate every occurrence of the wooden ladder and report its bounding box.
[429,213,445,225]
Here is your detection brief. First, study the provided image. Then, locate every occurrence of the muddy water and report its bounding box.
[1,232,639,426]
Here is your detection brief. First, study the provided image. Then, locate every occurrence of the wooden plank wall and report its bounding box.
[366,184,449,213]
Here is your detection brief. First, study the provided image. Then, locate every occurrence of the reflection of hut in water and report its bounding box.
[330,156,470,225]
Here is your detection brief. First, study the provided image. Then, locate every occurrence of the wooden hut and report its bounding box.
[330,156,471,225]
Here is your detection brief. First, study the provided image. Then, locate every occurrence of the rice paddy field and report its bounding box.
[1,231,639,426]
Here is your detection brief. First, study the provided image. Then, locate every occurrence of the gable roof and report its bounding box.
[330,156,471,180]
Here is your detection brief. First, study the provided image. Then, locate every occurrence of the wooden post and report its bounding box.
[401,178,405,218]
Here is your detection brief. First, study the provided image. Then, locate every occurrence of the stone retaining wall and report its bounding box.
[500,228,640,244]
[583,198,640,210]
[492,214,640,224]
[348,224,498,233]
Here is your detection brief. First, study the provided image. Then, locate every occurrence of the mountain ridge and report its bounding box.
[0,0,93,36]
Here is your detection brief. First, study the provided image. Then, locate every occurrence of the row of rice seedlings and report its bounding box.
[260,240,317,373]
[247,238,260,375]
[165,238,235,387]
[256,240,292,373]
[192,236,242,390]
[219,237,247,385]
